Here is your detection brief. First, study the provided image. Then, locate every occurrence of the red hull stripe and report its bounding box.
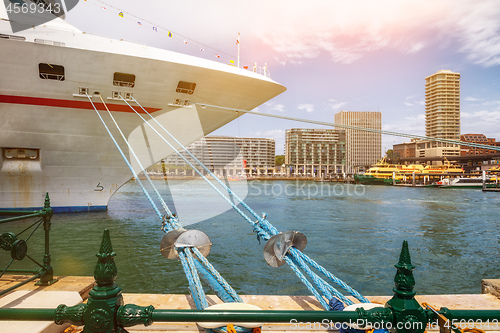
[0,94,162,113]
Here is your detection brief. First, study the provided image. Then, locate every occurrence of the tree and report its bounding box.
[385,149,394,163]
[275,155,285,166]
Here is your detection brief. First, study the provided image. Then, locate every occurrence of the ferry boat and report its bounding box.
[436,176,497,188]
[355,158,464,185]
[353,158,402,185]
[0,4,286,212]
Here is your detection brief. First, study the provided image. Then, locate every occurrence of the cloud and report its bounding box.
[382,114,425,136]
[297,103,314,113]
[327,99,347,111]
[452,2,500,66]
[251,129,286,153]
[464,96,482,102]
[260,101,285,113]
[404,95,425,107]
[461,110,500,138]
[249,0,500,66]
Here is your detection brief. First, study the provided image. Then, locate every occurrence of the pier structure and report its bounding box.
[1,231,500,332]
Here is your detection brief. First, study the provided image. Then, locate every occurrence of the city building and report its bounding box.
[334,111,382,172]
[393,140,417,163]
[419,69,461,158]
[164,136,275,176]
[285,128,346,176]
[460,134,499,156]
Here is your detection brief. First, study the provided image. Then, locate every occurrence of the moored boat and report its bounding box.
[353,158,402,185]
[436,176,497,188]
[356,158,465,185]
[0,5,286,212]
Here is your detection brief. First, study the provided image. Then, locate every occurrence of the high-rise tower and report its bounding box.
[334,111,382,172]
[425,70,460,140]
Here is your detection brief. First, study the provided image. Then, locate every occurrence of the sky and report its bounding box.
[63,0,500,154]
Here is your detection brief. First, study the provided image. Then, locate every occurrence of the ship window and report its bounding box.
[39,63,65,81]
[0,33,26,41]
[113,72,135,87]
[176,81,196,94]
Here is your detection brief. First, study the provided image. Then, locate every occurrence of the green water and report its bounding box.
[2,180,499,297]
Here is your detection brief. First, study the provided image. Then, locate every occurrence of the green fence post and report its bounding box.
[37,193,57,286]
[55,229,124,332]
[385,240,429,333]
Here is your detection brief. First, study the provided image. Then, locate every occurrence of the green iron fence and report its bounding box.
[0,229,498,333]
[0,193,57,296]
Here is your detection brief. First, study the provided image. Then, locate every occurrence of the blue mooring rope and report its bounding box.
[126,97,370,309]
[90,94,244,311]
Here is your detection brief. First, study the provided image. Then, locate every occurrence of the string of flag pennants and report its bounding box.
[83,0,256,70]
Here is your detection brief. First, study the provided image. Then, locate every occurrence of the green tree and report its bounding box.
[385,149,394,163]
[275,155,285,166]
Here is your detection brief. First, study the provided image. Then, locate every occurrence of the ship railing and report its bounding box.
[0,193,57,296]
[254,66,271,78]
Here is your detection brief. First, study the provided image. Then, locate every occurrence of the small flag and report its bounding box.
[243,66,248,69]
[168,31,172,37]
[229,60,235,64]
[118,12,123,17]
[236,32,240,44]
[183,40,188,45]
[215,54,220,58]
[153,27,158,32]
[137,21,142,25]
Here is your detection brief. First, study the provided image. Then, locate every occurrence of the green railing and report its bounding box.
[0,230,498,333]
[0,193,57,296]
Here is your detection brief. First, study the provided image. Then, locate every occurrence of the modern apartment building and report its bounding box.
[285,128,346,176]
[419,69,461,157]
[165,136,275,175]
[334,111,382,172]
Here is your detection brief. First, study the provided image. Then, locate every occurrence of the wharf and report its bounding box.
[483,187,500,192]
[1,275,500,332]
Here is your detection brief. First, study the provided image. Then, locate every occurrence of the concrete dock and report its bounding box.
[1,275,500,332]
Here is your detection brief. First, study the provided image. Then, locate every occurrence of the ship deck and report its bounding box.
[1,275,500,332]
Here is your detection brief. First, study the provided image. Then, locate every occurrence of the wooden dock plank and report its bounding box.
[1,276,499,332]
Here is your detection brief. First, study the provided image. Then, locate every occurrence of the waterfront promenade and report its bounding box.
[1,275,500,332]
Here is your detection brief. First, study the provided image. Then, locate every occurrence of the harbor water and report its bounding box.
[3,180,499,297]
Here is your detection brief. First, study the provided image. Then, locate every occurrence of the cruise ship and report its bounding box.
[0,2,286,212]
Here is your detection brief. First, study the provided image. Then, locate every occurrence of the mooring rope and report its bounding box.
[95,94,180,229]
[194,103,500,152]
[88,94,242,310]
[85,93,164,219]
[124,97,369,308]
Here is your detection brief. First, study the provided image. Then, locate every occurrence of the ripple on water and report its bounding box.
[1,180,498,296]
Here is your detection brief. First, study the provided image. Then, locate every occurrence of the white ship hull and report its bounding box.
[0,11,285,211]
